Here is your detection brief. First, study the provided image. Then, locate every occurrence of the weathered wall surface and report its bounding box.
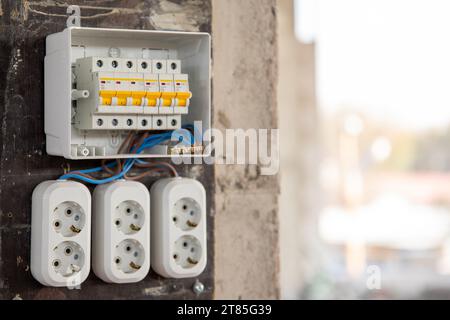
[212,0,280,299]
[0,0,213,300]
[0,0,282,300]
[277,0,320,299]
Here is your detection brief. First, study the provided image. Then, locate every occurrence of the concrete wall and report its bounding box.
[277,0,320,299]
[212,0,280,299]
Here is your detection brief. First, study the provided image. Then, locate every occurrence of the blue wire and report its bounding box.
[59,159,136,185]
[182,124,200,144]
[58,126,198,185]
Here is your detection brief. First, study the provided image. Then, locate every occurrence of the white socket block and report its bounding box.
[31,180,91,287]
[92,180,150,283]
[151,178,207,278]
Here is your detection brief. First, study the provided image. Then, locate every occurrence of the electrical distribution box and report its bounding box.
[45,27,210,159]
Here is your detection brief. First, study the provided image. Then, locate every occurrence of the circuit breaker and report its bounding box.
[44,27,211,159]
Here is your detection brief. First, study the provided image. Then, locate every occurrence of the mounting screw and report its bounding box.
[108,47,121,58]
[192,279,204,295]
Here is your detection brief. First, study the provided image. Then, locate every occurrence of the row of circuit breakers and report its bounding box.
[75,57,191,131]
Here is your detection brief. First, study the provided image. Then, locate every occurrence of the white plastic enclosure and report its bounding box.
[150,178,207,278]
[92,180,150,283]
[45,27,211,159]
[31,180,91,287]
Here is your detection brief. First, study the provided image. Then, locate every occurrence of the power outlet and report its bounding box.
[92,180,150,283]
[150,178,207,278]
[31,180,91,287]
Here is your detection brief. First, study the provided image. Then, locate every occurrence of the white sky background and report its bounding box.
[296,0,450,130]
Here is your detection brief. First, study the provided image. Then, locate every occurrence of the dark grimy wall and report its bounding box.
[0,0,213,300]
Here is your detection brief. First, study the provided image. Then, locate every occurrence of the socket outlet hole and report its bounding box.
[53,241,85,277]
[172,198,202,231]
[65,246,72,255]
[114,200,145,235]
[173,236,202,269]
[115,239,145,274]
[53,201,86,237]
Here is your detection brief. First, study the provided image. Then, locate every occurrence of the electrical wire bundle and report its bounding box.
[59,126,197,185]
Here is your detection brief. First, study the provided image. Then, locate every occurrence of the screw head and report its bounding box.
[192,279,204,295]
[108,47,121,58]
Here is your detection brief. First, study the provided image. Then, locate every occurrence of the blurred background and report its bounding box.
[279,0,450,299]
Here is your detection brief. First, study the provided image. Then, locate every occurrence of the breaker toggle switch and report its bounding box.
[174,74,191,114]
[143,75,160,112]
[159,74,176,114]
[175,92,192,107]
